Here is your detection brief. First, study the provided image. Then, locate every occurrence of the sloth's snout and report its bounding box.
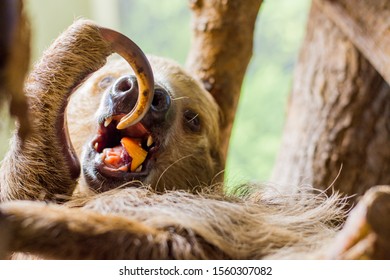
[107,75,171,126]
[87,75,173,191]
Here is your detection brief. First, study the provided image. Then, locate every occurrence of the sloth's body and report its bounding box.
[0,21,346,259]
[0,56,345,260]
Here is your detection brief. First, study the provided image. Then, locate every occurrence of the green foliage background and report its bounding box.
[1,0,310,187]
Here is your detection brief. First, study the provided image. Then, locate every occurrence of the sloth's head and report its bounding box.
[68,56,223,193]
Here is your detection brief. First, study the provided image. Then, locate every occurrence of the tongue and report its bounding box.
[102,146,130,172]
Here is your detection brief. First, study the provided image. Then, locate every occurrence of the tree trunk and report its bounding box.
[271,1,390,201]
[186,0,262,169]
[316,0,390,86]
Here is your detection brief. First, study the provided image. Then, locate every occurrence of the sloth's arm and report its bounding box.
[0,201,227,260]
[325,186,390,259]
[0,20,112,201]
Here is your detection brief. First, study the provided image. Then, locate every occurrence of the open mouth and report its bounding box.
[91,115,158,179]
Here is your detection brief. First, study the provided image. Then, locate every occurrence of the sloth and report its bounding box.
[0,20,381,260]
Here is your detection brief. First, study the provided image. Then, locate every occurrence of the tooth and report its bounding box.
[104,116,113,127]
[100,149,107,160]
[118,166,128,172]
[147,135,154,147]
[135,165,143,172]
[94,142,99,151]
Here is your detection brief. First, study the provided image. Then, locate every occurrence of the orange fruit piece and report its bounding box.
[120,137,148,172]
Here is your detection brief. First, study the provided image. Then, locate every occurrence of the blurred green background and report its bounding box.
[1,0,310,187]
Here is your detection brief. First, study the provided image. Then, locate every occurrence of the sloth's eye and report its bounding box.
[183,109,201,132]
[98,76,115,90]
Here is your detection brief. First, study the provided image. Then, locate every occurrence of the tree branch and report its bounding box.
[186,0,263,168]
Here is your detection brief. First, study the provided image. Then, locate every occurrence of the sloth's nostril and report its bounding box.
[151,89,171,112]
[107,76,139,117]
[114,77,133,93]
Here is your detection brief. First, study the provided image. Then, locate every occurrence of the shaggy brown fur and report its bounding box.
[0,20,351,260]
[0,20,112,201]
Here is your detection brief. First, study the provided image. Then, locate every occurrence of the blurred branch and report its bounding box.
[0,0,31,141]
[186,0,263,172]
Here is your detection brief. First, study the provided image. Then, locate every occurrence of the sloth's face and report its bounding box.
[68,56,222,193]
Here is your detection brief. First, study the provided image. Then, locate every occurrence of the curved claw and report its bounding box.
[98,27,154,130]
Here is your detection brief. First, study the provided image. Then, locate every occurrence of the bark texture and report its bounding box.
[271,2,390,200]
[186,0,262,168]
[316,0,390,86]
